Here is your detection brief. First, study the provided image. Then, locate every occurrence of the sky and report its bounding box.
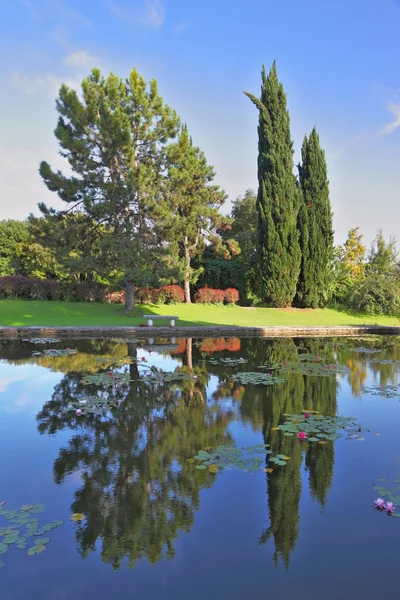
[0,0,399,247]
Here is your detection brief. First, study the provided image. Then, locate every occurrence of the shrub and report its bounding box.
[224,288,239,304]
[195,287,225,304]
[161,285,185,304]
[135,287,158,304]
[0,276,109,302]
[105,290,125,304]
[345,275,400,316]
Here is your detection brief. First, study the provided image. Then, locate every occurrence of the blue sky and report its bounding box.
[1,0,399,246]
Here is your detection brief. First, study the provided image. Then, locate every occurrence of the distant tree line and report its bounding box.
[0,63,399,315]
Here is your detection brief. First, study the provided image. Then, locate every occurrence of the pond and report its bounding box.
[0,335,400,599]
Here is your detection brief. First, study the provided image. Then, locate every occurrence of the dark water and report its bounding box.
[1,335,400,599]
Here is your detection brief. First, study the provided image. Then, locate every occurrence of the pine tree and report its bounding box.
[39,68,180,310]
[295,128,334,307]
[244,63,301,306]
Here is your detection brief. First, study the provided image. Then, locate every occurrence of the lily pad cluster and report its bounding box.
[69,394,120,415]
[0,502,64,567]
[189,443,290,473]
[277,411,366,442]
[22,337,60,344]
[208,357,248,366]
[81,371,131,386]
[362,384,400,398]
[373,479,400,519]
[350,347,381,354]
[258,354,349,377]
[230,372,286,386]
[32,348,78,357]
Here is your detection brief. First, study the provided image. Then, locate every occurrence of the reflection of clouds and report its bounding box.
[0,363,62,414]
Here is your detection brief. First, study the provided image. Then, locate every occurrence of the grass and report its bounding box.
[1,299,400,328]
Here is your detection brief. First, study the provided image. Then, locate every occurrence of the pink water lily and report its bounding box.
[374,498,385,509]
[298,431,307,440]
[75,409,82,416]
[304,413,310,419]
[385,502,395,513]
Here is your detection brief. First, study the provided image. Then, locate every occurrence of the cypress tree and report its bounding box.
[295,128,334,307]
[244,63,300,306]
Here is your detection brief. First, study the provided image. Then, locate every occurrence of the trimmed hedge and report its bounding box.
[0,277,238,306]
[0,276,107,302]
[195,286,240,304]
[0,277,186,305]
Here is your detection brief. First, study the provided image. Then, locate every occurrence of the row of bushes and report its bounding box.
[0,276,109,302]
[0,277,240,305]
[195,287,239,304]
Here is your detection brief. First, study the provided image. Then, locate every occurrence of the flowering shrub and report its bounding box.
[224,288,239,304]
[160,285,185,304]
[195,287,225,304]
[135,285,184,304]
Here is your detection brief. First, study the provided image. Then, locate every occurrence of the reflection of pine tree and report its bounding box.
[36,345,234,570]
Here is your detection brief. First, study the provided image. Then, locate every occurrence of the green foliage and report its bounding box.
[155,125,228,302]
[366,229,398,278]
[343,227,366,280]
[346,274,400,316]
[245,63,301,306]
[0,220,30,275]
[295,128,334,308]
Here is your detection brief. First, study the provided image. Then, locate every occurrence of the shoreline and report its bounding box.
[1,324,400,339]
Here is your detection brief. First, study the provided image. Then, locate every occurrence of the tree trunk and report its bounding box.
[184,237,191,303]
[125,280,135,311]
[186,338,193,370]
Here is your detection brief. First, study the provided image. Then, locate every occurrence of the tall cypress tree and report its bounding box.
[244,63,300,306]
[295,128,334,307]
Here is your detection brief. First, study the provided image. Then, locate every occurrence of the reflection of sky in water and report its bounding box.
[0,362,62,414]
[0,339,399,600]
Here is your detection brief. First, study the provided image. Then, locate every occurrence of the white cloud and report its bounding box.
[63,50,99,68]
[173,21,189,34]
[109,0,165,29]
[0,145,67,220]
[379,101,400,135]
[140,0,164,28]
[20,0,91,27]
[11,70,81,95]
[11,70,61,95]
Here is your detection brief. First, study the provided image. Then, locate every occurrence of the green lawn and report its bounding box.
[1,299,399,327]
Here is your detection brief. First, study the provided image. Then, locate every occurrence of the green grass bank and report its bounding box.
[1,299,399,328]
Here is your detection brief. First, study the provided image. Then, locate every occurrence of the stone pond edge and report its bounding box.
[1,325,400,339]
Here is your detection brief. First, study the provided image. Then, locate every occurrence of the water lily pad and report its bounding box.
[34,537,50,546]
[70,513,85,522]
[20,504,34,512]
[27,545,45,555]
[309,437,320,442]
[0,544,8,555]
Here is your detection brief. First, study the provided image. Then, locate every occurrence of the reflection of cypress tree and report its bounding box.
[305,442,334,508]
[36,352,234,570]
[303,360,337,507]
[241,338,340,567]
[261,432,302,568]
